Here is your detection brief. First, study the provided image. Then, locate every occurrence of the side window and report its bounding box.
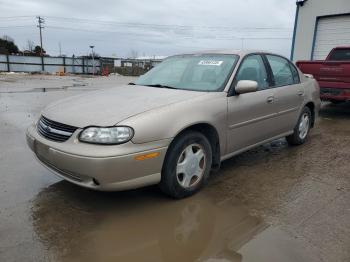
[289,62,300,84]
[235,55,269,90]
[266,55,296,86]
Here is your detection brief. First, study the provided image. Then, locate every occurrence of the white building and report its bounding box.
[291,0,350,61]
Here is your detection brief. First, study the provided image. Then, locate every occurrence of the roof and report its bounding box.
[173,49,277,57]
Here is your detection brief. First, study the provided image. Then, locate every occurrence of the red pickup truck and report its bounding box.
[296,47,350,103]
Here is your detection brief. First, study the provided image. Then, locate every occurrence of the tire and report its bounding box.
[160,131,212,199]
[286,107,312,146]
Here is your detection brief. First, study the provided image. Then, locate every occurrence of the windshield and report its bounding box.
[135,54,238,91]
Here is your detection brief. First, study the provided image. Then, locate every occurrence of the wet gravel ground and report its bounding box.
[0,74,349,262]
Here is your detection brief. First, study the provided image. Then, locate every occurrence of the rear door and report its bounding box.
[265,55,304,133]
[226,54,279,154]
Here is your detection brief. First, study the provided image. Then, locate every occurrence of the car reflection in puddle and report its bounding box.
[31,181,312,262]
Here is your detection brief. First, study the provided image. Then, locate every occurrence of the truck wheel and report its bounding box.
[160,131,212,199]
[286,107,312,146]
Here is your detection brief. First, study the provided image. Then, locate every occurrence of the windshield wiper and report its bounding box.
[143,84,178,89]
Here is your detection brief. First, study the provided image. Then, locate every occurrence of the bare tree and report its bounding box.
[129,49,139,59]
[27,40,35,52]
[2,35,14,43]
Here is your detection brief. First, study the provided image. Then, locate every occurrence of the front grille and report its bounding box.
[37,116,78,142]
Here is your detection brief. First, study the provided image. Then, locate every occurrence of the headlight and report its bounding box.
[79,126,134,145]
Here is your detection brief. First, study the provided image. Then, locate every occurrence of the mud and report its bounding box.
[0,75,349,262]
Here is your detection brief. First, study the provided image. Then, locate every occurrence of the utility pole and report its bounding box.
[89,45,95,75]
[37,16,45,71]
[59,42,62,56]
[37,16,45,56]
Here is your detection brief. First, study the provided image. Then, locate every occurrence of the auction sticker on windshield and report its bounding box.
[198,60,223,66]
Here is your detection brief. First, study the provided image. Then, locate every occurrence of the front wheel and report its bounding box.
[160,131,212,198]
[286,107,312,146]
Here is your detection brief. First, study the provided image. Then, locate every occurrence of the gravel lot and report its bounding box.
[0,74,349,262]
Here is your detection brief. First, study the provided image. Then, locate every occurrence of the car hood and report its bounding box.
[42,85,207,128]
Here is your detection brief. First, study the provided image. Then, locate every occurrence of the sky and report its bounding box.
[0,0,297,58]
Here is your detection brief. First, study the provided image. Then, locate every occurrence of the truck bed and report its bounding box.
[296,59,350,101]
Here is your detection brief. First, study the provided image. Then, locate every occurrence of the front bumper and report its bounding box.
[26,124,170,191]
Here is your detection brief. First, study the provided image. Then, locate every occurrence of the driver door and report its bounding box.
[226,54,279,154]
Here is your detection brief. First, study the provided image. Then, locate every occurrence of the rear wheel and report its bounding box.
[286,107,312,146]
[160,131,212,198]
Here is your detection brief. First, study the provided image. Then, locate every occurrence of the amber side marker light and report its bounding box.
[134,152,160,161]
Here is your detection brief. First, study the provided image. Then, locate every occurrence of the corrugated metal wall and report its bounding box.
[0,55,100,74]
[313,14,350,60]
[292,0,350,61]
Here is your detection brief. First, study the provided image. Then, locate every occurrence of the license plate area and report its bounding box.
[320,88,342,96]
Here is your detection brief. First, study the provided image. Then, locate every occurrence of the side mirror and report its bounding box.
[235,80,258,94]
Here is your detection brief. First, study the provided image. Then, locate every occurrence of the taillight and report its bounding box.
[343,89,350,95]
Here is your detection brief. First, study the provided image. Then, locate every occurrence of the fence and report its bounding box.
[114,58,163,76]
[0,54,100,74]
[0,54,164,75]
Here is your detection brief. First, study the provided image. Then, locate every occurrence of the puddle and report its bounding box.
[29,183,315,262]
[1,82,348,262]
[0,85,92,94]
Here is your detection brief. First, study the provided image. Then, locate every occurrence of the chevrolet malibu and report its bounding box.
[26,50,320,198]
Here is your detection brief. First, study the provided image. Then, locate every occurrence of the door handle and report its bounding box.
[266,96,274,104]
[298,90,304,96]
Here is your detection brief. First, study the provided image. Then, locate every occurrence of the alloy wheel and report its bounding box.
[298,113,310,140]
[176,143,206,189]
